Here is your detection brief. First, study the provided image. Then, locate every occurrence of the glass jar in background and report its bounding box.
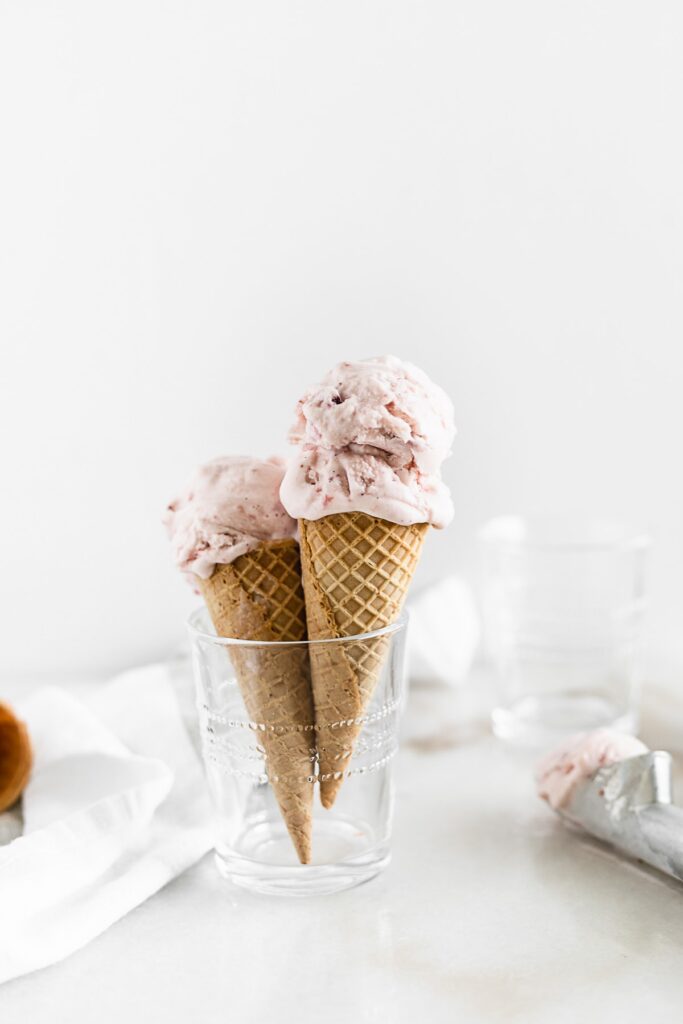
[479,517,651,745]
[188,608,408,896]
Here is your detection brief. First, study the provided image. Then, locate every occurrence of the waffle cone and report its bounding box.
[198,539,315,864]
[0,702,32,813]
[299,512,428,808]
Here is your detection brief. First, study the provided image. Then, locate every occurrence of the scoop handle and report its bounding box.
[630,805,683,882]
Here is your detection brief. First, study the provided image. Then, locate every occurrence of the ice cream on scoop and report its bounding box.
[280,356,455,527]
[536,729,649,810]
[164,455,296,581]
[536,731,683,886]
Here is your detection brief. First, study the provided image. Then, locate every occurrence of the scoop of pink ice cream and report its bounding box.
[280,356,455,526]
[164,456,297,580]
[536,729,649,810]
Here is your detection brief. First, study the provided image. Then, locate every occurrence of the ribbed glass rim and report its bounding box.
[187,606,408,648]
[478,515,652,554]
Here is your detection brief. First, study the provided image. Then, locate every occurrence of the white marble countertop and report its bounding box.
[2,671,683,1023]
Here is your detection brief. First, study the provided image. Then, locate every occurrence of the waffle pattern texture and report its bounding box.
[199,539,315,863]
[299,512,427,808]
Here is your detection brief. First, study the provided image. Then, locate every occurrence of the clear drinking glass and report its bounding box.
[188,608,408,896]
[479,517,651,745]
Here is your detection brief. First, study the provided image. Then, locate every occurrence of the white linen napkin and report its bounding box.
[0,663,212,985]
[407,576,481,686]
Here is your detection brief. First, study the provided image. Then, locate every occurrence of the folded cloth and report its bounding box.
[0,663,212,985]
[407,576,481,686]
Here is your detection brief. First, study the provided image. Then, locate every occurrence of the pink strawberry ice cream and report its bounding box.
[536,729,648,810]
[164,456,296,580]
[279,356,455,526]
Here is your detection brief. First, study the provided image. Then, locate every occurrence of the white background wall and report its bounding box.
[1,2,682,679]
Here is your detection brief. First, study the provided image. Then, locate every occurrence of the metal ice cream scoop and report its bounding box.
[558,751,683,882]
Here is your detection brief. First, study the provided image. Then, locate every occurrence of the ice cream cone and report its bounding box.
[198,538,315,864]
[299,512,428,808]
[0,702,32,813]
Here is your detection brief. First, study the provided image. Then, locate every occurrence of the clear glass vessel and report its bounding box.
[479,517,651,746]
[188,608,408,896]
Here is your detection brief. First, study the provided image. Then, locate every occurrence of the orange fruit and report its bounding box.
[0,702,32,813]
